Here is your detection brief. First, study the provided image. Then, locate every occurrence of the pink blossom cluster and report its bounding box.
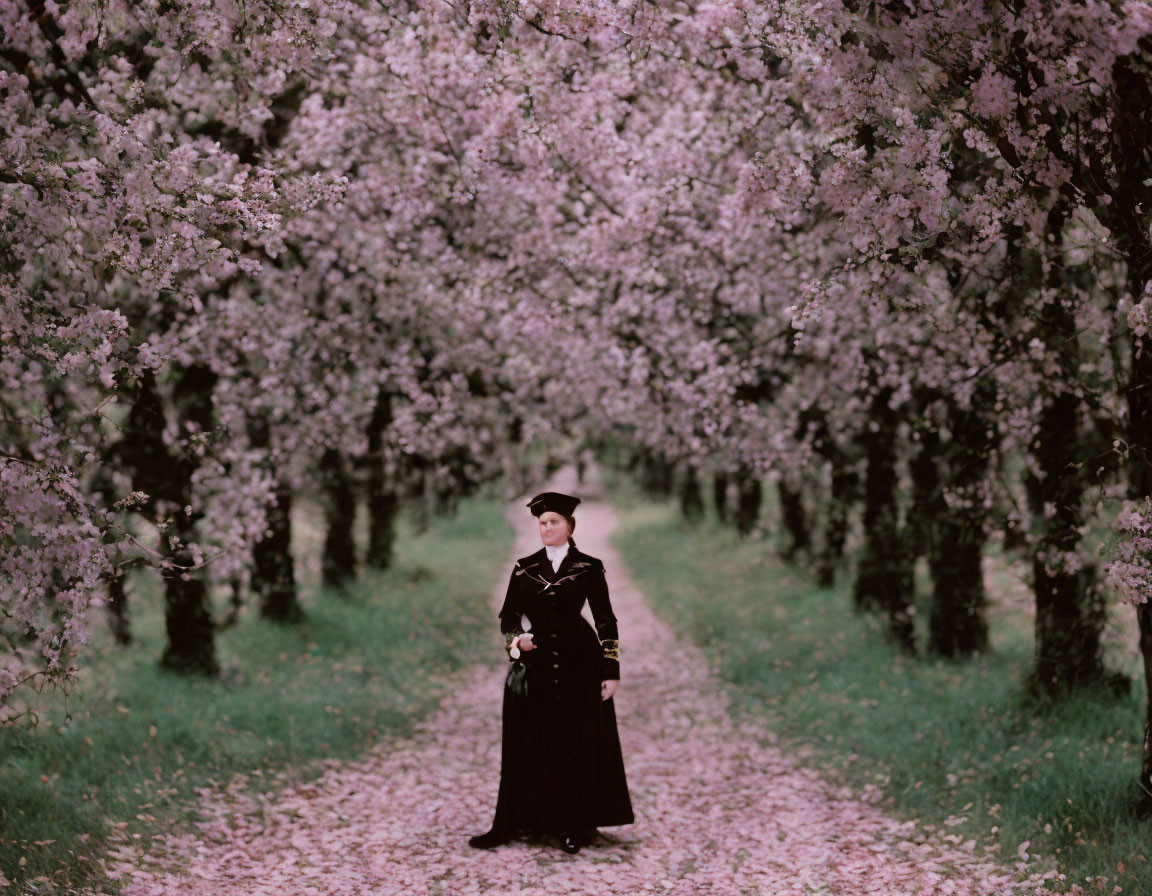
[0,460,106,718]
[2,0,350,706]
[6,0,1152,716]
[1105,498,1152,606]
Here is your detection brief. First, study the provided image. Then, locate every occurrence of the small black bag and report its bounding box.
[505,659,529,696]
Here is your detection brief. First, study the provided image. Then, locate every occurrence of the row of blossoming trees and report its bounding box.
[1,0,557,699]
[5,0,1152,797]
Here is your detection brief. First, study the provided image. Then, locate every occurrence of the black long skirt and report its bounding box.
[485,673,634,838]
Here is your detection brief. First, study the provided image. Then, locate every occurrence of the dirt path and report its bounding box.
[93,469,1066,896]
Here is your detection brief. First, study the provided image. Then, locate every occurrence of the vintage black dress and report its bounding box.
[480,541,633,839]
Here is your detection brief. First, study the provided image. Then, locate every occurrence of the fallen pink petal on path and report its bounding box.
[88,471,1075,896]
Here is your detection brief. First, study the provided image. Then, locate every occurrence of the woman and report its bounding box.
[469,491,634,854]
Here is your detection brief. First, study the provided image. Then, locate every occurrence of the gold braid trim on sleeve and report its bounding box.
[601,639,620,662]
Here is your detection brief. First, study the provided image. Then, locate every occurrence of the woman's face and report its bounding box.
[538,511,571,547]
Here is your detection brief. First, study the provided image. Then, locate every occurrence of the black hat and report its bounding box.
[527,492,581,517]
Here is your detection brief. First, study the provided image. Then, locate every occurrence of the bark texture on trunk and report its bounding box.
[121,367,218,676]
[853,385,915,652]
[678,465,705,523]
[927,392,995,658]
[159,363,220,675]
[808,414,859,589]
[777,480,811,562]
[1112,40,1152,800]
[92,469,132,645]
[159,534,218,676]
[638,450,674,497]
[930,517,989,657]
[713,472,731,524]
[1139,604,1152,801]
[906,421,942,566]
[734,468,762,537]
[364,387,399,570]
[815,462,857,588]
[103,568,131,646]
[247,414,302,622]
[253,479,301,622]
[320,447,358,589]
[1025,209,1107,696]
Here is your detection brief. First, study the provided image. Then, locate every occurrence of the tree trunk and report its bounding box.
[1112,40,1152,800]
[253,478,301,622]
[678,464,705,523]
[930,516,989,657]
[364,387,399,570]
[777,480,811,562]
[159,524,219,676]
[1025,209,1108,696]
[367,485,399,570]
[1138,604,1152,802]
[815,462,857,588]
[433,468,462,517]
[319,447,358,589]
[638,450,674,497]
[734,468,762,537]
[248,414,302,622]
[576,447,589,485]
[713,471,731,524]
[406,458,431,535]
[159,363,219,675]
[92,468,131,644]
[218,574,245,629]
[103,568,131,646]
[906,420,941,565]
[928,391,995,657]
[853,385,915,652]
[809,414,858,588]
[122,367,218,676]
[1130,337,1152,800]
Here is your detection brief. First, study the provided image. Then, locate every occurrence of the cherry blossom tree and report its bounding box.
[1,0,358,693]
[7,0,1152,807]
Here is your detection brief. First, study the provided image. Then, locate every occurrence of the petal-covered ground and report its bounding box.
[91,471,1072,896]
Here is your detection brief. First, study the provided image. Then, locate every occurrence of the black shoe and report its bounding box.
[468,831,506,850]
[558,833,581,854]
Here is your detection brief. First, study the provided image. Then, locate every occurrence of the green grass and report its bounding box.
[612,489,1152,894]
[0,495,511,892]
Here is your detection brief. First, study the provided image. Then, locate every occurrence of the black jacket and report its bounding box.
[498,543,621,686]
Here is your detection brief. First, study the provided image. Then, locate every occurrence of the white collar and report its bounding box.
[545,543,569,564]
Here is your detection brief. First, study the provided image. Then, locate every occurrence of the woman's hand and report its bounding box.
[514,633,537,652]
[600,679,619,701]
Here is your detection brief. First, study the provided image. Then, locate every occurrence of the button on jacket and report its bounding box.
[500,544,621,694]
